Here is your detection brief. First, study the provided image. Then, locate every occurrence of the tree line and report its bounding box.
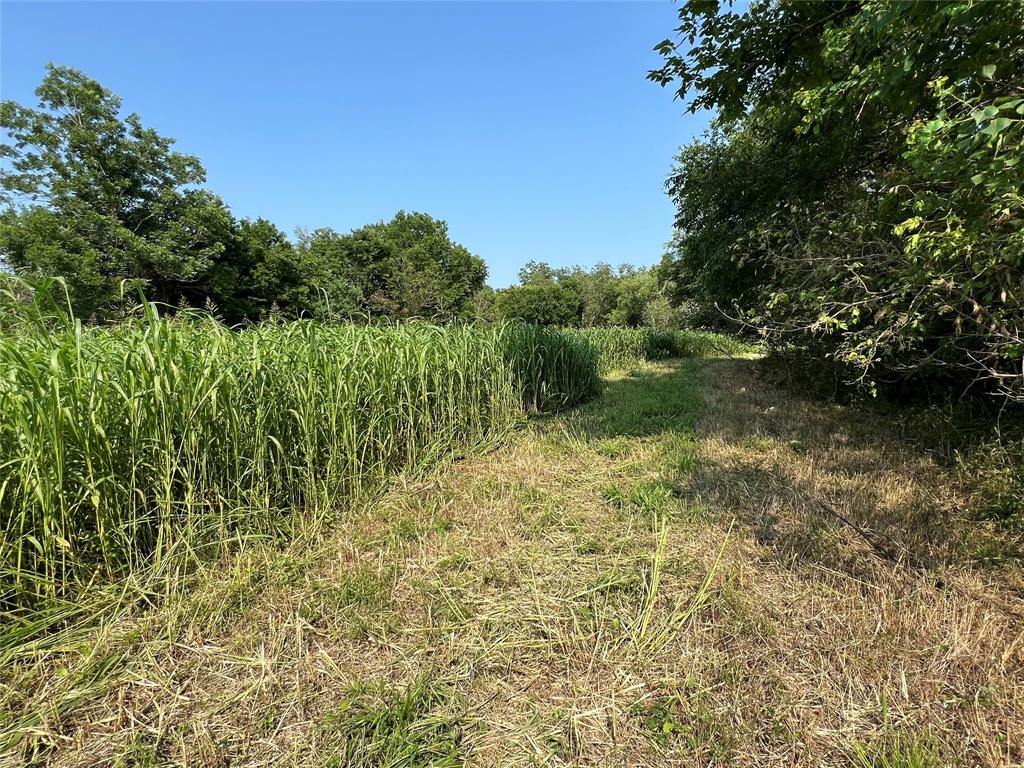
[651,0,1023,402]
[1,66,685,331]
[478,261,685,329]
[0,66,487,324]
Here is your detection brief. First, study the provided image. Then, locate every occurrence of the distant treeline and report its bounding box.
[479,261,685,330]
[0,66,488,325]
[1,66,684,331]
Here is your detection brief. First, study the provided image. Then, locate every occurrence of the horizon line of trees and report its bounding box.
[1,65,683,332]
[482,260,688,330]
[0,66,489,325]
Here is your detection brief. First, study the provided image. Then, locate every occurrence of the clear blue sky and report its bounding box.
[1,1,708,288]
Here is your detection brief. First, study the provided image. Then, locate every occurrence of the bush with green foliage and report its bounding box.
[293,213,487,323]
[652,0,1024,400]
[493,281,583,327]
[493,261,682,330]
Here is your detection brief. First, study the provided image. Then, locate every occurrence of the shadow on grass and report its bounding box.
[575,358,1023,578]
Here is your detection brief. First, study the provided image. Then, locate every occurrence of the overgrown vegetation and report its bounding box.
[569,326,757,373]
[652,0,1023,402]
[1,6,1021,764]
[7,355,1018,765]
[486,260,687,330]
[0,285,597,613]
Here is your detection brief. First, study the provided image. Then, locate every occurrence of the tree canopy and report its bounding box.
[491,261,684,329]
[0,65,234,318]
[1,66,486,324]
[652,0,1024,400]
[294,213,486,322]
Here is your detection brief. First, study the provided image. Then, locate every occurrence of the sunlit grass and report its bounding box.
[566,327,758,373]
[0,304,598,614]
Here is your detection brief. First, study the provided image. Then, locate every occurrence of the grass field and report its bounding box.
[2,329,1021,767]
[0,313,601,614]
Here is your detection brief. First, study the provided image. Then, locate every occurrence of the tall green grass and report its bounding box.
[0,305,598,611]
[567,327,758,373]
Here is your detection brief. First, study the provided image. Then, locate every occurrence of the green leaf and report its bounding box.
[973,105,1000,124]
[981,64,997,79]
[980,117,1013,137]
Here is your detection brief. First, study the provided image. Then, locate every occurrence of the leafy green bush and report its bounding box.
[653,0,1024,401]
[492,261,684,330]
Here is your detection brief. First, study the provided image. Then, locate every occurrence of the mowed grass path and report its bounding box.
[8,359,1024,767]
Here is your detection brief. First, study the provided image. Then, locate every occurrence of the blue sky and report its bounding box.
[1,1,708,288]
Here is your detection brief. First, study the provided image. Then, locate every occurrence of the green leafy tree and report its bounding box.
[517,260,562,286]
[608,271,656,327]
[293,227,367,320]
[492,261,675,329]
[206,218,308,324]
[471,285,498,322]
[575,263,621,326]
[653,0,1024,399]
[1,68,487,326]
[493,282,583,327]
[296,212,486,322]
[0,65,234,319]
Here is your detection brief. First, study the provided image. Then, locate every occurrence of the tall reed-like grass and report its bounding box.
[0,302,598,611]
[567,327,757,373]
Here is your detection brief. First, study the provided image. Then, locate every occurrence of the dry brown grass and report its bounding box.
[3,358,1022,767]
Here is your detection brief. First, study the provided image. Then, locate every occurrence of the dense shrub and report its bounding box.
[653,0,1024,401]
[493,261,683,330]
